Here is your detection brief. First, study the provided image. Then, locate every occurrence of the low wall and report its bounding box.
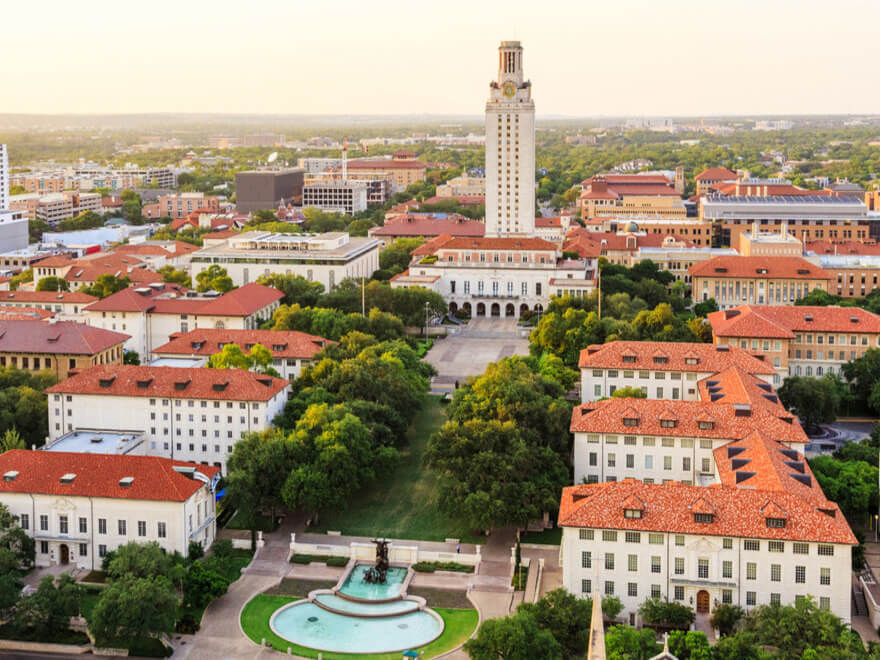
[93,647,129,656]
[290,535,481,567]
[860,575,880,628]
[0,640,91,654]
[231,538,253,550]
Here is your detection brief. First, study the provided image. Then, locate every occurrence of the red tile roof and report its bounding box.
[536,217,562,228]
[85,283,282,317]
[563,230,682,258]
[348,159,427,170]
[708,305,880,338]
[46,364,288,401]
[421,195,485,206]
[578,340,775,375]
[805,240,880,256]
[0,291,98,305]
[558,480,855,544]
[187,283,283,317]
[371,215,485,238]
[570,393,807,445]
[437,237,557,251]
[579,175,679,201]
[0,320,128,355]
[154,328,333,360]
[0,308,54,321]
[411,234,454,257]
[0,450,218,502]
[81,283,187,313]
[689,256,831,280]
[695,167,737,181]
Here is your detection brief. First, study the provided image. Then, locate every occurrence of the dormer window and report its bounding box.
[624,509,642,519]
[766,517,786,528]
[99,377,116,388]
[697,421,714,430]
[685,357,698,366]
[623,417,639,427]
[694,513,714,524]
[622,355,636,363]
[653,356,668,364]
[660,419,677,429]
[60,473,76,484]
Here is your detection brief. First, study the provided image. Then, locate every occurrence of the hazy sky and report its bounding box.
[3,0,879,117]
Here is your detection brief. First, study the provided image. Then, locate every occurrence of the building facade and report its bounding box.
[302,181,368,214]
[436,175,486,198]
[235,169,305,214]
[485,41,536,237]
[45,365,289,471]
[0,450,219,569]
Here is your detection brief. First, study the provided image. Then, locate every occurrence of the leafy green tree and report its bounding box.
[638,598,695,629]
[464,613,561,660]
[667,630,712,660]
[0,573,22,618]
[123,350,140,365]
[605,624,661,660]
[808,455,878,520]
[611,386,647,399]
[256,273,324,307]
[35,276,69,292]
[195,265,234,293]
[225,429,295,529]
[158,265,190,287]
[710,603,745,636]
[842,348,880,414]
[182,561,229,609]
[79,274,131,299]
[106,541,184,583]
[711,632,767,660]
[834,439,878,466]
[0,367,57,448]
[0,502,34,570]
[9,269,33,291]
[11,573,83,639]
[90,575,177,643]
[517,589,589,659]
[379,237,424,275]
[207,343,251,370]
[777,375,840,432]
[693,298,719,317]
[0,428,25,452]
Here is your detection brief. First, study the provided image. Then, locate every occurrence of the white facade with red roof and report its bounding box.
[82,282,283,359]
[0,450,219,568]
[0,290,97,320]
[46,365,289,472]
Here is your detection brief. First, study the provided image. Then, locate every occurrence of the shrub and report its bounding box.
[412,561,474,574]
[175,613,200,634]
[211,539,234,559]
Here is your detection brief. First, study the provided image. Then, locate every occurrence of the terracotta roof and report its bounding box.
[421,195,485,206]
[81,283,187,313]
[0,320,128,355]
[536,217,562,228]
[46,364,288,401]
[436,237,557,251]
[348,159,426,170]
[711,182,823,197]
[689,256,831,280]
[563,230,682,258]
[0,308,54,321]
[154,328,334,360]
[371,215,485,238]
[805,240,880,256]
[558,480,856,545]
[36,256,76,268]
[709,304,880,338]
[570,394,807,445]
[411,234,454,257]
[0,450,218,503]
[84,283,282,317]
[579,175,679,200]
[695,167,737,181]
[185,283,283,317]
[579,340,775,375]
[0,291,98,304]
[203,230,239,239]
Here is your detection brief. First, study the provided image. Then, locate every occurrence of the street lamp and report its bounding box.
[424,301,430,341]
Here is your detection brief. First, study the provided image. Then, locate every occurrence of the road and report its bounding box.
[804,421,873,455]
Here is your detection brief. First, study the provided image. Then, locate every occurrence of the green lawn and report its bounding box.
[520,527,562,545]
[240,594,478,659]
[312,396,484,543]
[225,512,278,532]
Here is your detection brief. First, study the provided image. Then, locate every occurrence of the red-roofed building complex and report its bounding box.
[82,282,283,359]
[46,364,290,471]
[153,328,333,380]
[707,305,880,380]
[694,166,737,195]
[368,214,485,247]
[564,340,855,623]
[0,290,97,320]
[0,319,129,379]
[578,175,686,221]
[690,256,832,310]
[0,450,219,568]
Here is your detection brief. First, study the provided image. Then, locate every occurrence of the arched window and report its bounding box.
[816,366,823,376]
[806,366,812,376]
[214,320,226,329]
[795,366,802,376]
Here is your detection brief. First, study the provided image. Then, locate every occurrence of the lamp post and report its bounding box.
[424,301,430,341]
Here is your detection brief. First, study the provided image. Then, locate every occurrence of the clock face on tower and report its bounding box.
[502,83,516,98]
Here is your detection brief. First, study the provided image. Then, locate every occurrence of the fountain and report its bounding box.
[363,538,389,584]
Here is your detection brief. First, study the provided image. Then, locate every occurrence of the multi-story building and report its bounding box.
[0,319,128,379]
[302,180,368,214]
[12,191,102,223]
[368,214,485,247]
[737,223,803,257]
[33,252,163,290]
[632,245,738,285]
[599,217,714,248]
[436,175,486,198]
[0,144,8,210]
[152,328,333,380]
[190,231,380,292]
[690,256,831,309]
[0,450,219,569]
[579,341,776,401]
[579,175,686,222]
[345,158,427,192]
[0,291,96,319]
[485,41,536,237]
[235,169,305,214]
[143,193,221,220]
[45,365,289,471]
[297,158,342,173]
[82,282,283,359]
[700,195,870,247]
[73,166,176,190]
[694,167,737,196]
[707,305,880,380]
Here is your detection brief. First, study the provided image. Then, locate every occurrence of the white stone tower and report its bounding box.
[485,41,536,237]
[0,145,8,210]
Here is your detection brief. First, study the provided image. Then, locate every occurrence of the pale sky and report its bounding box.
[3,0,879,117]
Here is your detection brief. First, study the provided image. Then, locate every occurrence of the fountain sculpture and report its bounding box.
[363,538,389,584]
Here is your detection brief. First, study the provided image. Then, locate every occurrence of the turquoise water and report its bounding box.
[272,602,442,654]
[338,564,408,600]
[314,593,419,616]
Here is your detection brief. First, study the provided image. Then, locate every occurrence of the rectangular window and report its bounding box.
[582,579,591,594]
[649,533,664,545]
[158,522,166,538]
[137,521,147,537]
[99,544,107,558]
[98,518,106,534]
[795,566,806,584]
[746,562,757,580]
[746,591,756,606]
[674,557,684,575]
[820,568,830,586]
[118,520,127,536]
[20,513,28,530]
[770,593,781,606]
[602,531,617,542]
[771,564,781,582]
[768,541,784,553]
[39,515,48,531]
[628,582,638,597]
[651,556,661,574]
[674,586,684,601]
[40,541,49,554]
[722,560,732,579]
[582,551,591,569]
[723,538,733,550]
[579,529,594,541]
[817,545,834,556]
[820,597,830,611]
[59,515,68,534]
[722,589,732,604]
[625,531,641,543]
[604,581,614,596]
[675,535,684,546]
[628,554,638,572]
[698,559,709,579]
[652,584,662,598]
[78,517,87,534]
[793,542,808,554]
[744,540,760,551]
[79,543,87,557]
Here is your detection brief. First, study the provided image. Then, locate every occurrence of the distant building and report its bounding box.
[11,191,101,223]
[737,222,803,257]
[144,193,221,220]
[694,167,737,196]
[297,157,342,173]
[754,119,794,131]
[0,290,97,320]
[302,180,368,215]
[435,175,486,198]
[345,158,427,192]
[368,214,485,246]
[0,144,8,210]
[235,169,305,214]
[579,175,685,221]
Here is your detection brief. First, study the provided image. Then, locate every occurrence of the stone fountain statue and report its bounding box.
[363,538,390,584]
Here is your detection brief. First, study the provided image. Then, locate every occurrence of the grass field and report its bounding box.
[240,594,478,660]
[520,527,562,545]
[312,396,484,544]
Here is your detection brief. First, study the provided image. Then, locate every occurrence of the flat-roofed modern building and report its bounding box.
[302,180,368,214]
[0,450,219,568]
[190,231,380,291]
[235,169,305,214]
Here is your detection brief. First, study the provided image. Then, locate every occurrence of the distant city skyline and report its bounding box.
[3,0,879,117]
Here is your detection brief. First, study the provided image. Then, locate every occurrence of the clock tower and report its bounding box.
[485,41,535,237]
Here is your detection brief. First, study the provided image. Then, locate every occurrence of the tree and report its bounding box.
[256,273,324,307]
[517,589,590,659]
[693,298,719,317]
[195,265,234,293]
[777,375,840,432]
[105,541,183,583]
[158,265,190,287]
[182,561,229,609]
[9,269,33,291]
[379,237,424,276]
[464,613,561,660]
[667,630,712,660]
[123,350,140,365]
[842,348,880,414]
[90,575,177,643]
[605,625,661,660]
[611,386,647,399]
[207,343,251,370]
[0,428,25,452]
[808,455,878,521]
[79,274,131,299]
[0,502,34,570]
[35,276,69,292]
[638,597,695,629]
[710,603,745,636]
[0,368,57,448]
[11,573,82,639]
